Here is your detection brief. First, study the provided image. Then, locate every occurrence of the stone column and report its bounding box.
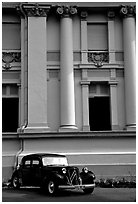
[120,5,136,130]
[57,6,78,131]
[22,4,50,133]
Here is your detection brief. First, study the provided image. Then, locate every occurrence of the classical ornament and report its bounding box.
[88,52,109,67]
[2,52,21,70]
[120,5,136,17]
[107,11,115,19]
[56,5,77,17]
[80,11,88,20]
[21,3,50,17]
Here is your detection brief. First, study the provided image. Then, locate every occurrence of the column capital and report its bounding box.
[56,5,77,18]
[80,81,90,86]
[120,5,136,18]
[17,3,51,17]
[80,11,88,21]
[107,10,115,20]
[108,80,118,86]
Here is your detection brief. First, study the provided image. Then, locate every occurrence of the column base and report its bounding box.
[59,125,78,132]
[126,124,136,131]
[18,123,50,133]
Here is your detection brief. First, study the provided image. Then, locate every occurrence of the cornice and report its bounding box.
[56,5,77,18]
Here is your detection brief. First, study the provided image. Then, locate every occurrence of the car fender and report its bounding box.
[80,171,95,184]
[11,170,19,179]
[43,172,64,185]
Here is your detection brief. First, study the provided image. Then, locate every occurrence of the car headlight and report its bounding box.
[82,167,89,173]
[62,168,66,174]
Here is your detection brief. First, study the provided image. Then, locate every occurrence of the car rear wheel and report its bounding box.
[83,187,94,194]
[47,180,57,195]
[11,175,20,189]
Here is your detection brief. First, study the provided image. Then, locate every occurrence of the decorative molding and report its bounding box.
[20,3,51,17]
[107,11,115,19]
[2,52,21,70]
[88,52,109,67]
[108,80,118,86]
[120,5,136,18]
[56,5,77,18]
[80,81,90,86]
[80,11,88,20]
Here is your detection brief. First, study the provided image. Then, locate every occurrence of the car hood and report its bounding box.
[43,165,78,170]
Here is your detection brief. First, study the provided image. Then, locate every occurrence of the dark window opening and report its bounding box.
[89,97,111,131]
[2,98,19,132]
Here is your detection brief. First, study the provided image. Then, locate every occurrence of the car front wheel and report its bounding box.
[47,180,57,195]
[83,187,94,194]
[11,175,20,189]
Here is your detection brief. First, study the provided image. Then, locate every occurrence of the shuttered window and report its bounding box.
[2,23,21,49]
[87,23,108,51]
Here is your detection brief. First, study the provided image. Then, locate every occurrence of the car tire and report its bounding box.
[47,180,57,195]
[83,187,94,194]
[11,175,20,189]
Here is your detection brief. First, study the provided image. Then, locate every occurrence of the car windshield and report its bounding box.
[42,156,68,166]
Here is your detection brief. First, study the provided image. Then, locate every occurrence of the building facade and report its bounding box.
[2,2,136,182]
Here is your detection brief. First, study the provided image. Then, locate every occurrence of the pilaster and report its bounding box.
[109,76,119,130]
[80,80,90,131]
[108,11,116,63]
[80,11,88,64]
[21,4,51,133]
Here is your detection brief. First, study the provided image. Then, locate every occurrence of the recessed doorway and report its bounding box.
[2,98,19,132]
[89,97,111,131]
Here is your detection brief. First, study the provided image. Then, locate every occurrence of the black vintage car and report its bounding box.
[11,153,96,195]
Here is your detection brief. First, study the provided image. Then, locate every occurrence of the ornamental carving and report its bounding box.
[88,52,109,67]
[120,5,136,17]
[107,11,115,19]
[80,11,88,20]
[56,5,77,17]
[21,3,50,17]
[2,52,21,70]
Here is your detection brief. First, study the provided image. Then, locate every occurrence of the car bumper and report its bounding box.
[58,183,95,190]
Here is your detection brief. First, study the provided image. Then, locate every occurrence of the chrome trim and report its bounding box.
[58,183,95,189]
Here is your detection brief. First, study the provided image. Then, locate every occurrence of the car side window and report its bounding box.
[24,160,31,168]
[32,160,40,168]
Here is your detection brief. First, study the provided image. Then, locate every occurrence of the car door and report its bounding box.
[21,159,32,186]
[31,159,42,186]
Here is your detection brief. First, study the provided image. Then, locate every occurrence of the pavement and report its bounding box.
[2,187,136,202]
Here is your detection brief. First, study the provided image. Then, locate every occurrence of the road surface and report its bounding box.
[2,187,136,202]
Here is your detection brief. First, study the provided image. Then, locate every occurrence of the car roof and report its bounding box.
[22,153,66,159]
